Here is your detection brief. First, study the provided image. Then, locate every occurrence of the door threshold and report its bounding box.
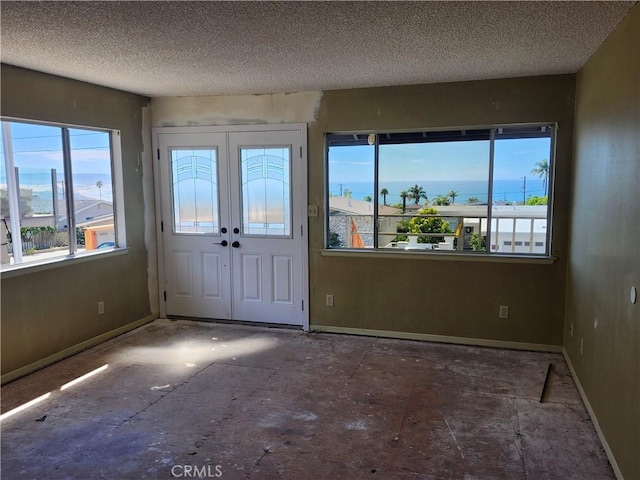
[167,315,302,330]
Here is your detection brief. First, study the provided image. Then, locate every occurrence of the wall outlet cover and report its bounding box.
[325,294,334,307]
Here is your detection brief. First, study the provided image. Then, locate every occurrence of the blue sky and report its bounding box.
[329,137,551,183]
[4,121,551,187]
[1,121,112,177]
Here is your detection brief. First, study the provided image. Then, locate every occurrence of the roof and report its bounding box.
[329,196,400,216]
[435,205,548,219]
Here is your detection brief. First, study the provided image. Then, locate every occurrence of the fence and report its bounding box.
[5,227,85,254]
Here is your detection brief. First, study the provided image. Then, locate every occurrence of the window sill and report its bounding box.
[320,248,557,264]
[0,248,130,279]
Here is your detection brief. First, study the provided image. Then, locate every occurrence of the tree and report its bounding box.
[448,190,458,204]
[363,195,372,202]
[433,195,450,206]
[408,184,427,205]
[96,180,103,200]
[328,231,342,247]
[525,195,548,205]
[380,187,389,206]
[394,207,453,244]
[466,196,479,205]
[343,189,352,198]
[470,232,486,252]
[531,159,550,192]
[399,191,409,214]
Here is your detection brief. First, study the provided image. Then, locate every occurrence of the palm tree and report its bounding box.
[531,159,550,192]
[434,195,450,206]
[363,195,372,202]
[408,184,427,205]
[96,180,103,200]
[448,190,458,204]
[380,187,389,206]
[343,188,352,198]
[399,190,408,214]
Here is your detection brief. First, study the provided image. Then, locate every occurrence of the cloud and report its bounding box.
[69,149,111,163]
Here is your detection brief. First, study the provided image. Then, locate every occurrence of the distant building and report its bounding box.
[328,199,548,253]
[57,200,114,230]
[328,196,400,247]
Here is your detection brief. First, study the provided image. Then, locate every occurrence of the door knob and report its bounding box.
[232,241,240,248]
[233,227,240,234]
[221,227,227,234]
[214,240,228,247]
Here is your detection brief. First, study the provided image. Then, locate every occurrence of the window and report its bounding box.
[326,124,555,256]
[1,119,122,269]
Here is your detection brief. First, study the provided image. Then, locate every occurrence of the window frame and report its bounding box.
[0,116,126,272]
[324,122,557,259]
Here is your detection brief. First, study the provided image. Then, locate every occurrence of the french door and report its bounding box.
[155,126,306,326]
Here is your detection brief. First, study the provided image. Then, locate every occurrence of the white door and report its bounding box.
[157,128,305,326]
[158,132,232,320]
[228,131,303,324]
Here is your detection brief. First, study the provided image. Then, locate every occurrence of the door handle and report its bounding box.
[221,227,228,234]
[233,227,240,234]
[214,240,228,247]
[232,241,240,248]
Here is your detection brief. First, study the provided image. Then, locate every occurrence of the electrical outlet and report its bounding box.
[98,301,104,315]
[326,294,334,307]
[499,305,509,319]
[308,205,319,217]
[580,338,584,356]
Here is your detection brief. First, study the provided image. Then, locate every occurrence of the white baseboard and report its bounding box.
[1,314,157,385]
[563,348,623,480]
[310,325,563,352]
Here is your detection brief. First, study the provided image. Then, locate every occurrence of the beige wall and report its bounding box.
[1,66,154,379]
[567,4,640,479]
[309,76,575,347]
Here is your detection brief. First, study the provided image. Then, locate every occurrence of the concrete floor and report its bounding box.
[1,319,613,479]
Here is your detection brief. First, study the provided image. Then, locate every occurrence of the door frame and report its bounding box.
[152,124,309,331]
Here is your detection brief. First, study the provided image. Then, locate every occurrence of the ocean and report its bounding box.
[328,179,546,205]
[1,171,113,214]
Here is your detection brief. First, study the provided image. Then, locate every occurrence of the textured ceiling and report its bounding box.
[1,1,636,98]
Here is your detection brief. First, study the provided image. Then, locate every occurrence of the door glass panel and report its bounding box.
[170,148,219,234]
[240,146,291,237]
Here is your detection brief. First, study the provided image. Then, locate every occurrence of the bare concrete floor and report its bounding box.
[1,320,613,479]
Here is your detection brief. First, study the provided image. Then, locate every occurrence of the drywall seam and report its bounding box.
[563,348,624,480]
[151,91,323,127]
[141,104,159,314]
[312,325,563,352]
[1,314,157,385]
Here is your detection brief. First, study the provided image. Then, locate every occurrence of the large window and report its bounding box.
[1,119,122,269]
[326,124,555,256]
